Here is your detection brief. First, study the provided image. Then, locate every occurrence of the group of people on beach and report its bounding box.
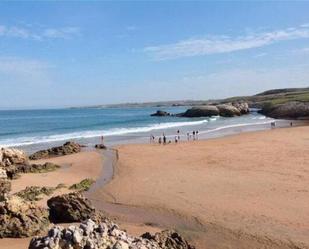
[150,129,199,145]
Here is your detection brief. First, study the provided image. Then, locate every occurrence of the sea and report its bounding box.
[0,106,287,154]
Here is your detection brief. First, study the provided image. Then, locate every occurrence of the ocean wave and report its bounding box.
[0,119,210,147]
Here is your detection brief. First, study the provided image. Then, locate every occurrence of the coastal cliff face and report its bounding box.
[259,101,309,119]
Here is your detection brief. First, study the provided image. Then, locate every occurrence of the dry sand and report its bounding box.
[98,126,309,248]
[1,127,309,249]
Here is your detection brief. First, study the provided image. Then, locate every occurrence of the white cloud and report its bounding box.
[144,24,309,60]
[0,24,80,41]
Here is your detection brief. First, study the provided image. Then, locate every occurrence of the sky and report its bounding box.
[0,1,309,109]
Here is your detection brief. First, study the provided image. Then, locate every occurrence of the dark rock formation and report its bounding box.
[95,144,107,149]
[29,141,81,160]
[260,101,309,119]
[29,219,195,249]
[0,195,49,238]
[181,105,220,117]
[47,192,96,223]
[151,110,171,117]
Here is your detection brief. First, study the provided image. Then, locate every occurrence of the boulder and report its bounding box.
[47,192,96,223]
[151,110,171,117]
[29,141,81,160]
[95,144,107,149]
[232,102,250,114]
[0,195,49,238]
[181,106,220,117]
[260,101,309,119]
[216,104,241,117]
[0,180,11,201]
[29,219,195,249]
[0,148,28,167]
[142,230,195,249]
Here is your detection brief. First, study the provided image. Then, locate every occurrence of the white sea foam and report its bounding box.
[0,119,211,147]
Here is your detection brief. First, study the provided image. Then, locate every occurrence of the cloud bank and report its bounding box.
[144,24,309,60]
[0,25,80,41]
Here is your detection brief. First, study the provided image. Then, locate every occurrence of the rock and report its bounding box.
[260,101,309,119]
[151,110,171,117]
[0,195,49,238]
[47,192,96,223]
[232,102,249,114]
[0,167,7,179]
[0,148,28,167]
[29,141,81,160]
[15,186,58,202]
[0,180,11,201]
[142,230,195,249]
[29,219,195,249]
[95,144,107,149]
[181,106,220,117]
[216,104,241,117]
[4,162,60,180]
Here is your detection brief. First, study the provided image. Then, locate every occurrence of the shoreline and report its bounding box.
[1,124,309,248]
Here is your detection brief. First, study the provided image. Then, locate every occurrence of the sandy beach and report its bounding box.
[96,126,309,248]
[1,126,309,249]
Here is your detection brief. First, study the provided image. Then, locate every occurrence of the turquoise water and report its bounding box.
[0,107,274,152]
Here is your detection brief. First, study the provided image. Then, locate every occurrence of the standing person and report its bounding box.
[196,130,199,140]
[163,134,167,144]
[193,131,196,140]
[175,136,178,144]
[158,137,162,144]
[177,130,180,140]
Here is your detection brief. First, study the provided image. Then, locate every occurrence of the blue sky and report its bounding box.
[0,1,309,109]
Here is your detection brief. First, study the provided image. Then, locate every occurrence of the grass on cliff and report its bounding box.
[69,178,95,192]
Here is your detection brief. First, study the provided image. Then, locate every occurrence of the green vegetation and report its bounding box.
[15,184,66,201]
[69,178,95,192]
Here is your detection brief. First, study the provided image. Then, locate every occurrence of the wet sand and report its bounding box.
[95,126,309,248]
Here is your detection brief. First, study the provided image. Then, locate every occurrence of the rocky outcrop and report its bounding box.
[151,110,171,117]
[0,195,49,238]
[180,102,249,118]
[0,148,28,167]
[181,105,220,117]
[232,102,249,114]
[47,192,96,223]
[5,162,60,179]
[29,219,195,249]
[260,101,309,119]
[216,104,241,117]
[29,141,81,160]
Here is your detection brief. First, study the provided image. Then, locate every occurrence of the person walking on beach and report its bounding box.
[193,131,196,140]
[196,130,199,140]
[158,137,162,144]
[163,134,167,144]
[177,130,180,140]
[175,136,178,144]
